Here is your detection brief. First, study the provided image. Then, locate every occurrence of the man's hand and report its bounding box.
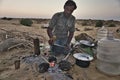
[64,43,71,51]
[48,39,54,45]
[48,36,56,45]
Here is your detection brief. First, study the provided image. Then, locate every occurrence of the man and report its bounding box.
[47,0,77,55]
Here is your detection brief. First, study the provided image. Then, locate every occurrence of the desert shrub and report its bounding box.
[95,20,103,27]
[108,23,116,27]
[81,22,87,26]
[116,28,120,33]
[84,27,93,31]
[1,17,12,20]
[20,19,33,26]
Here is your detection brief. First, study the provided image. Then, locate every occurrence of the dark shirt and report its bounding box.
[48,12,75,39]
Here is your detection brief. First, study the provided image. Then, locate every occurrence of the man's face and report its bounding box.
[64,6,75,17]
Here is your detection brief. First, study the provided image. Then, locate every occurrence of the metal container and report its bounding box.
[73,53,93,68]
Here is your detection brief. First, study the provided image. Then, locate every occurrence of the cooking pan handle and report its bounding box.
[41,55,49,63]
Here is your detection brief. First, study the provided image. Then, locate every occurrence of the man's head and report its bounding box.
[64,0,77,10]
[64,0,77,17]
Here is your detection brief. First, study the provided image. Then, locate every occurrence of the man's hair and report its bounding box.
[64,0,77,10]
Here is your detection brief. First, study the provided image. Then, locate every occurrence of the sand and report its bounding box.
[0,18,120,80]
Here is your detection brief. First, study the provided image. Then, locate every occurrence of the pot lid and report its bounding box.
[79,40,95,47]
[73,53,93,61]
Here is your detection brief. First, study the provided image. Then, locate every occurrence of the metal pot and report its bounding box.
[58,60,72,71]
[76,59,90,68]
[38,63,49,73]
[73,53,93,68]
[79,40,95,47]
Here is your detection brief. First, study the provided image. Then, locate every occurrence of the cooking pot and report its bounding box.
[79,40,95,47]
[58,60,72,71]
[73,53,93,68]
[38,62,49,73]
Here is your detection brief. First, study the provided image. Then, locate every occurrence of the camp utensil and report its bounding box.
[73,53,93,68]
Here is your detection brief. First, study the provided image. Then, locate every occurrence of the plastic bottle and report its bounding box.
[96,31,120,75]
[96,26,108,41]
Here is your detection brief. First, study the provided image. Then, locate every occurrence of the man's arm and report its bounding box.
[47,27,56,45]
[47,27,53,38]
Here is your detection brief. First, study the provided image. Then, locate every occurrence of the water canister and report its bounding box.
[96,26,108,41]
[96,31,120,75]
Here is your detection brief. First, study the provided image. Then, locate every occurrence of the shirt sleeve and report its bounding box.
[48,13,58,29]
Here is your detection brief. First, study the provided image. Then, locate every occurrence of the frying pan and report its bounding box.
[38,55,50,73]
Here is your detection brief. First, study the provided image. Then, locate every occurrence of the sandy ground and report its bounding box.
[0,19,120,80]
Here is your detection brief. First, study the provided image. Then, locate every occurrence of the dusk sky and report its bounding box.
[0,0,120,21]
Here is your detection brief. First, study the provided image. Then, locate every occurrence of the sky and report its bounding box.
[0,0,120,21]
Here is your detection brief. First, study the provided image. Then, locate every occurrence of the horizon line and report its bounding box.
[0,16,120,21]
